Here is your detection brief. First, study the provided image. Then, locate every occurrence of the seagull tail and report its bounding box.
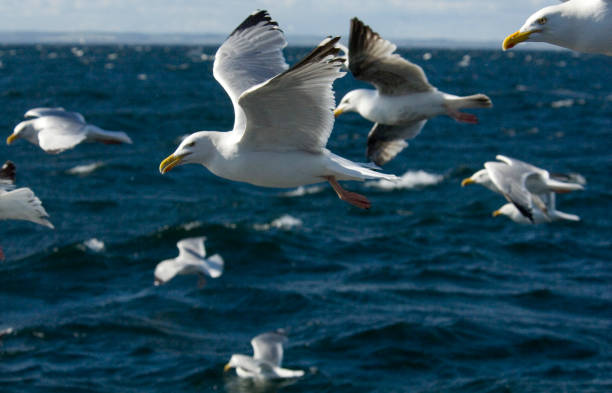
[326,152,398,182]
[86,125,133,145]
[272,367,305,379]
[545,178,584,193]
[447,93,493,110]
[551,209,580,222]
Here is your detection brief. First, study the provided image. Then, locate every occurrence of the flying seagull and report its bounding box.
[334,18,492,166]
[159,11,396,209]
[7,107,132,154]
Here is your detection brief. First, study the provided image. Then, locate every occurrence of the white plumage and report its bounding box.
[159,11,396,210]
[224,331,304,379]
[334,18,492,165]
[153,236,223,287]
[503,0,612,55]
[8,107,132,154]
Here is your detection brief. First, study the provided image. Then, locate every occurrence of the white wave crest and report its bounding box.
[67,162,104,175]
[83,238,105,252]
[281,185,325,197]
[254,214,303,231]
[366,170,443,190]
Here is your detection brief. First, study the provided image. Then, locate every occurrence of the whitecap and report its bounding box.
[66,162,104,175]
[422,52,432,61]
[83,238,105,253]
[365,170,443,190]
[254,214,303,231]
[181,221,202,231]
[551,99,574,108]
[281,185,325,197]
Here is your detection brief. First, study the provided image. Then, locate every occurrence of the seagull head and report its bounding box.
[159,131,217,174]
[334,89,370,117]
[153,259,178,286]
[7,120,37,146]
[503,4,565,50]
[461,169,489,187]
[492,203,517,219]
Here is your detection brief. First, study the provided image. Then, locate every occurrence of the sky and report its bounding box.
[0,0,555,42]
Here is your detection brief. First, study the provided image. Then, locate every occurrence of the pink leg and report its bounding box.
[326,177,371,209]
[0,246,4,261]
[447,109,479,124]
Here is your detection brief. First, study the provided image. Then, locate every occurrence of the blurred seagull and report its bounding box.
[0,160,54,260]
[153,236,223,287]
[503,0,612,55]
[334,18,492,166]
[224,331,304,379]
[159,11,396,209]
[462,155,583,223]
[7,107,132,154]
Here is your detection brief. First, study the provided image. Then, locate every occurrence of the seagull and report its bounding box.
[334,18,492,166]
[7,107,132,154]
[503,0,612,55]
[224,331,304,379]
[153,236,223,287]
[462,155,583,222]
[158,11,396,209]
[493,192,580,224]
[0,160,54,260]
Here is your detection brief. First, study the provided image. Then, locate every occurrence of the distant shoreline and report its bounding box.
[0,31,562,50]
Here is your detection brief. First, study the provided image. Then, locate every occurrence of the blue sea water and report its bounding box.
[0,44,611,393]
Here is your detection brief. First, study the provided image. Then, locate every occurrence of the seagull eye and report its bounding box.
[537,17,547,25]
[186,141,196,147]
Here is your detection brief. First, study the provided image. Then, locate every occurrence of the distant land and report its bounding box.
[0,31,559,50]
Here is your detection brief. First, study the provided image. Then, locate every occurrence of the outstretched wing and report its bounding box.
[349,18,433,96]
[31,116,88,154]
[485,162,536,222]
[251,331,288,367]
[176,236,207,262]
[213,10,288,133]
[0,187,54,228]
[366,120,427,165]
[237,37,345,153]
[24,107,86,123]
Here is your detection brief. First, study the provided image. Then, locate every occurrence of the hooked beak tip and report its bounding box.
[6,134,17,145]
[461,178,473,187]
[333,108,343,118]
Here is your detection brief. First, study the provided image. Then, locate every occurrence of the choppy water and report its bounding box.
[0,45,611,392]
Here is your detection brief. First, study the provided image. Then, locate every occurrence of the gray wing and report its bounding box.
[251,331,288,367]
[0,161,16,191]
[366,120,427,166]
[484,162,535,222]
[348,18,433,96]
[213,10,288,133]
[31,116,88,154]
[238,37,345,153]
[24,107,86,123]
[176,236,207,262]
[495,155,547,176]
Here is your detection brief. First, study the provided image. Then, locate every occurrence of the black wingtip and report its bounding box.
[230,10,280,36]
[0,160,16,183]
[288,36,344,72]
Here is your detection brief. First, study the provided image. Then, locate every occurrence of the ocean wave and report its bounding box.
[365,170,444,190]
[254,214,303,231]
[280,185,325,197]
[81,238,105,253]
[66,161,105,175]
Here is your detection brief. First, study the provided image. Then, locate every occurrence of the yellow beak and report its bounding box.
[461,178,475,187]
[492,210,502,217]
[223,363,232,372]
[159,154,183,174]
[333,108,343,117]
[6,134,18,145]
[502,30,536,50]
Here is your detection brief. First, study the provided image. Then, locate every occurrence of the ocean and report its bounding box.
[0,45,611,392]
